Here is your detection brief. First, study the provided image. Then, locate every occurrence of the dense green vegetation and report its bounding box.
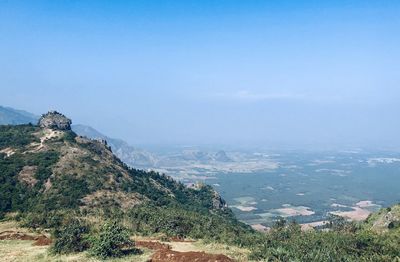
[51,218,136,259]
[127,204,256,245]
[0,124,39,148]
[51,218,90,254]
[89,221,136,259]
[0,126,60,219]
[248,217,400,261]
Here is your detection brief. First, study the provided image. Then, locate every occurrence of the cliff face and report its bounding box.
[212,191,228,210]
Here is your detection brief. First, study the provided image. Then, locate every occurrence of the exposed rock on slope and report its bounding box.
[366,204,400,233]
[212,191,228,210]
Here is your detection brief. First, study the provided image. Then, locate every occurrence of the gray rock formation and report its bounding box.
[193,182,228,210]
[38,111,72,130]
[212,191,228,210]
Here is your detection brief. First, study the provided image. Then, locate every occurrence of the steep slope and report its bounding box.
[0,111,253,244]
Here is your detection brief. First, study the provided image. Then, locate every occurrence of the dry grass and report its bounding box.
[0,220,22,232]
[0,240,47,262]
[0,221,152,262]
[163,240,250,261]
[81,190,144,210]
[0,240,153,262]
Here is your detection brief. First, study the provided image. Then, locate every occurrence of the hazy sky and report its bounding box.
[1,1,399,149]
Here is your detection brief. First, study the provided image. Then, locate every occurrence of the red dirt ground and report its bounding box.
[0,231,52,246]
[135,240,233,262]
[0,231,233,261]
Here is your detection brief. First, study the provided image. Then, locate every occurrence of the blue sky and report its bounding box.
[1,1,399,149]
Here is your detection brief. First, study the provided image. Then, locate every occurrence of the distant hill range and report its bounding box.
[0,106,38,125]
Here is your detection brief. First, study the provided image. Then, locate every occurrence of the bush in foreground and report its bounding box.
[51,218,90,254]
[90,221,136,259]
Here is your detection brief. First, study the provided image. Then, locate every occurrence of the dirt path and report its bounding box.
[135,240,233,262]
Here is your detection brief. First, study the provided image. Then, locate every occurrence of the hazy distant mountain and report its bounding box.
[72,124,158,167]
[180,149,214,162]
[0,106,38,125]
[214,150,232,162]
[178,149,233,163]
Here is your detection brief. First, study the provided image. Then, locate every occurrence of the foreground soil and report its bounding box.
[0,230,51,246]
[136,241,233,262]
[0,232,234,262]
[0,221,238,262]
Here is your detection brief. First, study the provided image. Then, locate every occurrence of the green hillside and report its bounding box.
[0,112,254,246]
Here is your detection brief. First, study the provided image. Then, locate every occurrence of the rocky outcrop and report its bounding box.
[38,111,72,130]
[370,205,400,233]
[212,190,228,210]
[192,182,228,211]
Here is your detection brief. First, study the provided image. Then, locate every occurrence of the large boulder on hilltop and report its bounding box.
[38,111,72,130]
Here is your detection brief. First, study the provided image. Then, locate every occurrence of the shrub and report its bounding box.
[63,131,77,142]
[90,221,134,259]
[51,218,90,254]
